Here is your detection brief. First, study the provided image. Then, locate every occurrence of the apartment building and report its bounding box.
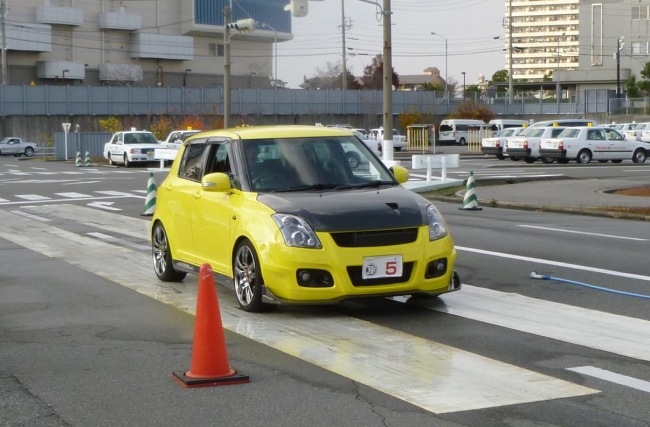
[0,0,291,87]
[505,0,650,93]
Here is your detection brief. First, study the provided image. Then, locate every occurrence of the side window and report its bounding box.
[605,130,623,141]
[551,128,564,137]
[117,133,123,143]
[205,143,232,175]
[587,130,605,140]
[179,141,208,181]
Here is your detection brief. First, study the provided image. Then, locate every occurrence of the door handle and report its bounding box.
[193,191,201,200]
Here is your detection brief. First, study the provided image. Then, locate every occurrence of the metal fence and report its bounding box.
[609,97,650,116]
[53,132,113,160]
[0,85,612,117]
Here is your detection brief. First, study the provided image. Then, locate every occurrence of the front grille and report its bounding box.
[347,262,414,286]
[331,228,418,248]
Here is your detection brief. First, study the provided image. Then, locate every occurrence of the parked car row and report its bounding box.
[482,121,649,164]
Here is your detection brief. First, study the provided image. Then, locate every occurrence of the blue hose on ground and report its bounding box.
[529,271,650,300]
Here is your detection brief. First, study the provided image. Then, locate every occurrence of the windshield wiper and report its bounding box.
[272,183,340,193]
[346,180,395,189]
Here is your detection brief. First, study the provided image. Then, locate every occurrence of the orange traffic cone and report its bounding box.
[173,264,249,388]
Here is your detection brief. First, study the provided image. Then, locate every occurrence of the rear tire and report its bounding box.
[24,147,34,157]
[345,151,361,169]
[632,148,647,163]
[459,138,466,146]
[523,157,536,164]
[598,160,609,163]
[557,158,570,164]
[576,149,592,164]
[151,223,187,282]
[541,157,554,164]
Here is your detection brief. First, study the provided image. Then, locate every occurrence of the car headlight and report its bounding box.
[133,149,142,154]
[427,205,448,241]
[272,214,322,249]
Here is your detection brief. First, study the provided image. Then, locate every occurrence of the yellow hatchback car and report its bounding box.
[151,126,460,312]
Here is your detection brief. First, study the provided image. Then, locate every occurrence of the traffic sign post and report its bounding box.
[62,122,71,160]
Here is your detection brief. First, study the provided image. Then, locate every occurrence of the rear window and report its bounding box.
[558,128,581,138]
[498,129,515,137]
[528,129,545,138]
[440,124,453,132]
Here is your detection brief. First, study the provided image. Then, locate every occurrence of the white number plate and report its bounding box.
[146,150,155,159]
[362,255,403,279]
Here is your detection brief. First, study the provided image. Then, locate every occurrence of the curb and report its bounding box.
[425,195,650,222]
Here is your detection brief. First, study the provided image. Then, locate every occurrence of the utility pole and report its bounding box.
[507,0,513,104]
[382,0,393,161]
[341,0,347,90]
[1,0,7,85]
[223,6,231,129]
[616,36,625,98]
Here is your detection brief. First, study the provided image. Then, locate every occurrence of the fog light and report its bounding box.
[296,269,334,288]
[425,258,447,279]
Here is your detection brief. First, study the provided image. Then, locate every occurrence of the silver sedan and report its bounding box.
[0,137,37,157]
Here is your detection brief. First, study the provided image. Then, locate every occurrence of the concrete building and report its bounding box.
[0,0,291,88]
[505,0,650,94]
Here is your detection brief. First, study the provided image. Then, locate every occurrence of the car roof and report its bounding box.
[187,125,354,142]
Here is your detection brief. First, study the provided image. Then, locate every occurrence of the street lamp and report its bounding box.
[223,10,255,129]
[183,69,191,87]
[431,32,448,99]
[461,71,466,99]
[556,32,565,105]
[261,23,278,86]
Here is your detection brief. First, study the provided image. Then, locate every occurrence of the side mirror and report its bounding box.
[389,165,410,184]
[201,172,232,192]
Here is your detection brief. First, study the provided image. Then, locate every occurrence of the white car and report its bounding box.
[103,131,162,167]
[624,122,650,142]
[368,128,407,152]
[162,129,202,150]
[342,130,382,168]
[539,126,647,164]
[504,126,568,163]
[481,127,526,160]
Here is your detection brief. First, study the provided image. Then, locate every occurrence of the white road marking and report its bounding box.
[132,190,147,194]
[15,194,50,201]
[87,201,121,211]
[64,181,102,185]
[0,197,7,202]
[9,210,51,222]
[56,192,92,198]
[0,208,599,414]
[94,191,133,196]
[30,167,48,170]
[0,194,136,206]
[86,232,150,250]
[455,246,650,282]
[393,284,650,362]
[61,172,85,175]
[567,366,650,393]
[518,225,648,241]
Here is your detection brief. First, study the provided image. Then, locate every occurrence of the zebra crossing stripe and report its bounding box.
[0,207,599,414]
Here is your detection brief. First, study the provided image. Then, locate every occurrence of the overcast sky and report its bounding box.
[275,0,507,89]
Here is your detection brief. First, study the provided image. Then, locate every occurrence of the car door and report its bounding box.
[603,128,630,160]
[586,128,609,160]
[163,140,211,264]
[190,141,236,276]
[110,133,123,159]
[5,139,19,154]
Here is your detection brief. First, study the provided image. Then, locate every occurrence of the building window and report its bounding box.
[632,41,642,55]
[632,6,648,20]
[209,43,225,57]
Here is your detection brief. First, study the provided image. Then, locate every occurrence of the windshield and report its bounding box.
[243,136,396,192]
[558,128,581,138]
[124,133,159,144]
[0,138,10,145]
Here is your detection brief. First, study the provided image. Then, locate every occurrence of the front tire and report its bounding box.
[576,149,592,164]
[124,154,131,168]
[541,157,554,164]
[459,138,466,146]
[233,239,271,313]
[152,223,187,282]
[108,153,115,166]
[632,148,647,163]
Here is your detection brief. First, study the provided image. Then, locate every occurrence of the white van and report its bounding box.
[488,119,530,135]
[439,119,486,145]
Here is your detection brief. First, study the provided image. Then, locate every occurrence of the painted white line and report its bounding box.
[61,172,84,175]
[0,194,136,206]
[86,232,150,251]
[518,225,648,241]
[30,167,48,170]
[56,192,92,198]
[0,197,7,202]
[15,194,50,201]
[87,202,121,211]
[393,284,650,362]
[9,210,51,222]
[95,191,134,196]
[0,208,598,414]
[132,190,147,194]
[455,246,650,282]
[567,366,650,393]
[64,181,102,185]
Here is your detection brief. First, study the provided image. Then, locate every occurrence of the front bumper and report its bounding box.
[259,226,457,304]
